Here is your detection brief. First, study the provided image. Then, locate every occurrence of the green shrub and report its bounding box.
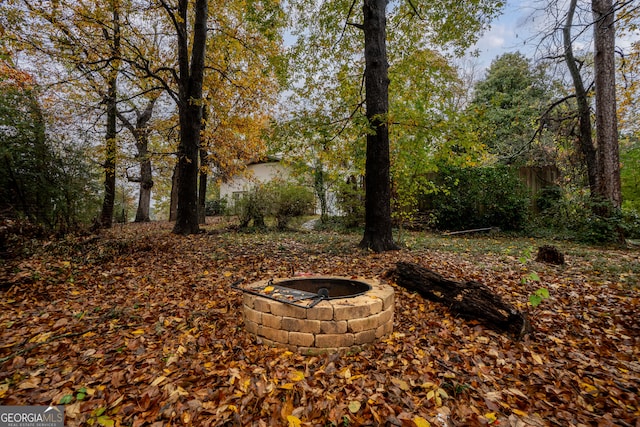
[335,179,365,229]
[621,208,640,240]
[264,181,315,230]
[422,166,530,231]
[535,185,563,213]
[205,198,227,216]
[533,191,634,243]
[234,188,267,229]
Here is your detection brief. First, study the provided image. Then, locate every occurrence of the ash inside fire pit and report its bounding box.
[277,277,371,299]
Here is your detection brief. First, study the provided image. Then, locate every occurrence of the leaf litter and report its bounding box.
[1,221,638,426]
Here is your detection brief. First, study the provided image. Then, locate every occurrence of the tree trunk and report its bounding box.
[171,0,208,235]
[314,162,329,222]
[359,0,398,253]
[169,164,179,221]
[592,0,622,209]
[173,107,201,234]
[390,262,532,339]
[564,0,599,195]
[98,5,120,229]
[198,147,208,224]
[118,97,156,223]
[135,160,153,222]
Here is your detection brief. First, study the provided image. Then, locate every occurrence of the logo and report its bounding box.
[0,406,64,427]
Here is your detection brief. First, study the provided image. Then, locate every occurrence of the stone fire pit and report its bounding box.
[237,277,394,352]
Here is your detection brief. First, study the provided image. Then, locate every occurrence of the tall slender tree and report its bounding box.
[563,0,599,194]
[163,0,209,235]
[359,0,397,251]
[592,0,621,208]
[117,95,158,222]
[99,1,121,228]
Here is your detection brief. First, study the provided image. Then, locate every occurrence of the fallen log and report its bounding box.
[390,262,532,339]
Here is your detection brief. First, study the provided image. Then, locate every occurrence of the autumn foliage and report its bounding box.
[1,221,639,426]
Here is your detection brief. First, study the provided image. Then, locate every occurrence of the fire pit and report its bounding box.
[235,277,394,352]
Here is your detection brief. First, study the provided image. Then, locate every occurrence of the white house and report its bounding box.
[219,158,291,204]
[219,158,341,215]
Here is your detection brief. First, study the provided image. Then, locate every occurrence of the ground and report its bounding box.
[1,220,639,426]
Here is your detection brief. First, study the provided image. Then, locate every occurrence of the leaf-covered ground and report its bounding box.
[1,220,639,426]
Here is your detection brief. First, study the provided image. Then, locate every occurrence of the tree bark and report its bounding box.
[99,4,120,229]
[390,262,532,339]
[359,0,398,252]
[118,97,156,223]
[563,0,599,195]
[136,161,153,222]
[592,0,622,209]
[171,0,208,235]
[169,164,179,221]
[198,147,208,224]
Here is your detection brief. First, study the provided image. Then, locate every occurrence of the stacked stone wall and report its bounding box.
[241,278,394,353]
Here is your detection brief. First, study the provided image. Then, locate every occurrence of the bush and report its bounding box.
[621,208,640,240]
[422,166,530,231]
[205,198,227,216]
[532,191,634,243]
[233,182,314,230]
[264,181,315,230]
[335,178,365,229]
[234,188,268,229]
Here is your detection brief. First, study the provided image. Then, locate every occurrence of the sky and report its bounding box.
[470,0,540,71]
[474,0,640,72]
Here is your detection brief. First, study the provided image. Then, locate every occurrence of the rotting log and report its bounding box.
[390,262,532,339]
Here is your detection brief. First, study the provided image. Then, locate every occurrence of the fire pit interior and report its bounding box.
[235,276,394,352]
[277,277,372,300]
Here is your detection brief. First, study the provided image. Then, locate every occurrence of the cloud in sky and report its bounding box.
[471,1,538,69]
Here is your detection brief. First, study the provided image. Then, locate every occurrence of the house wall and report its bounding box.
[219,161,290,203]
[220,160,343,216]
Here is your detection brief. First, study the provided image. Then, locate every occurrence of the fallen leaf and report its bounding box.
[18,377,40,389]
[413,416,431,427]
[348,401,361,413]
[391,378,410,391]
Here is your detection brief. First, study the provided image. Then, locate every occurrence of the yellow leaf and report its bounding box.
[131,329,145,335]
[580,382,599,396]
[512,409,528,416]
[413,416,431,427]
[289,371,305,382]
[264,286,274,293]
[279,383,294,390]
[338,367,351,379]
[223,271,232,277]
[530,352,543,365]
[0,383,9,398]
[391,378,410,391]
[151,376,167,387]
[348,401,361,413]
[484,412,497,423]
[287,415,302,427]
[426,390,435,400]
